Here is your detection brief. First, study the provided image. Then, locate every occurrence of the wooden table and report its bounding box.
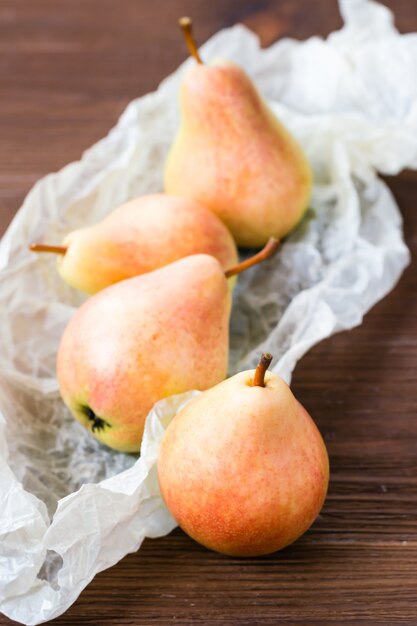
[1,1,417,624]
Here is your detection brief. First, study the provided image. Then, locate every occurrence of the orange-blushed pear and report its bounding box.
[158,353,329,556]
[164,18,312,248]
[57,239,280,453]
[30,193,238,294]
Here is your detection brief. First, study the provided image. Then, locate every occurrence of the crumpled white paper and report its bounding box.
[0,0,416,623]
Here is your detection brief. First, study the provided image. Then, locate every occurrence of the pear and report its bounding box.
[57,240,279,453]
[30,193,238,294]
[158,353,329,556]
[164,18,312,248]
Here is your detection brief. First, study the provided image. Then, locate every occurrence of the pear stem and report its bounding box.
[179,17,203,64]
[29,243,67,255]
[253,353,273,387]
[224,237,280,278]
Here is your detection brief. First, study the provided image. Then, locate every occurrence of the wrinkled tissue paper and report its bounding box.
[0,0,416,622]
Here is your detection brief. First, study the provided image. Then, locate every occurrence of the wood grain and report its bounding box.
[1,1,417,624]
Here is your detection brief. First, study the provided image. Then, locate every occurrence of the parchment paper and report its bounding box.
[0,0,416,623]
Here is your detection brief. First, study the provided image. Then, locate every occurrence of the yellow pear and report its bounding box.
[164,18,312,248]
[158,354,329,556]
[57,240,279,452]
[30,193,238,294]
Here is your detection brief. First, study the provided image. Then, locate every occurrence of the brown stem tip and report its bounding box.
[224,237,280,279]
[253,353,273,387]
[29,243,67,255]
[179,17,203,64]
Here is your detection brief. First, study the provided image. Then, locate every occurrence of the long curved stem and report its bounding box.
[179,17,203,64]
[224,237,280,278]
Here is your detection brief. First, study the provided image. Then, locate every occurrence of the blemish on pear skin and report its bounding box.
[80,405,111,432]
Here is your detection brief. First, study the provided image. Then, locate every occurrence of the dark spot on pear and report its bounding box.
[80,405,111,432]
[83,406,96,422]
[91,416,108,432]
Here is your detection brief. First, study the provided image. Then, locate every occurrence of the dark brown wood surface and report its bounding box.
[1,1,417,624]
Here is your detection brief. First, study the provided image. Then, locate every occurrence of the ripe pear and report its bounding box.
[158,354,329,556]
[57,240,279,453]
[164,18,312,248]
[30,193,238,294]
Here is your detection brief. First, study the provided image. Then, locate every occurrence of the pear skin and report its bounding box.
[57,254,231,452]
[165,60,312,247]
[40,193,238,294]
[158,358,329,556]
